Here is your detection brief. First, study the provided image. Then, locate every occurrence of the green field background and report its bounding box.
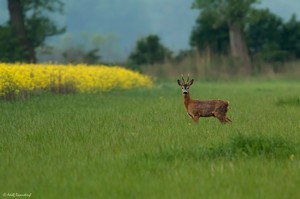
[1,80,300,199]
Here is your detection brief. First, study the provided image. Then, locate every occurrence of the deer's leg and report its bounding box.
[215,113,229,124]
[187,112,193,119]
[218,116,232,124]
[217,117,226,124]
[192,115,199,123]
[225,116,232,123]
[223,112,232,123]
[187,111,200,123]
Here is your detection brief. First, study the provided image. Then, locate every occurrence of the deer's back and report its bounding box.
[190,99,229,117]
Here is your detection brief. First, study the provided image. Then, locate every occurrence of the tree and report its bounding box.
[190,11,229,55]
[129,35,172,66]
[7,0,35,62]
[192,0,259,74]
[246,9,286,62]
[0,0,64,63]
[280,14,300,59]
[0,25,23,62]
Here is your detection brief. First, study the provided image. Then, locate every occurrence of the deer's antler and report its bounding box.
[181,74,185,84]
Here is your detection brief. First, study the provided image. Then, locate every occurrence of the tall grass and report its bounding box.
[140,51,300,79]
[0,80,300,199]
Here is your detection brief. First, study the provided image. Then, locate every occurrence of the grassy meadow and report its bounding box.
[1,79,300,199]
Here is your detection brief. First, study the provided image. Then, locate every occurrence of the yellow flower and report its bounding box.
[0,63,152,97]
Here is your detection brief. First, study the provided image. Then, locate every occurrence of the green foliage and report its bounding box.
[23,0,64,13]
[26,15,65,49]
[208,135,298,159]
[277,96,300,106]
[190,11,229,54]
[192,0,258,74]
[0,0,64,62]
[24,0,65,48]
[279,14,300,59]
[247,12,300,64]
[246,9,288,62]
[129,34,172,66]
[0,25,23,62]
[191,0,300,64]
[192,0,259,25]
[144,134,298,162]
[191,0,259,50]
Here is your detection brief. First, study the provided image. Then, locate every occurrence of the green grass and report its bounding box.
[1,80,300,199]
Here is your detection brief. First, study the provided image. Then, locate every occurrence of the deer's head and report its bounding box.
[177,75,194,95]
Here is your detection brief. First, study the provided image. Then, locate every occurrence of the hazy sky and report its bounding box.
[0,0,299,61]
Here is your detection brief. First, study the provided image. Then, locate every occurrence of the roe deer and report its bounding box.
[177,75,231,124]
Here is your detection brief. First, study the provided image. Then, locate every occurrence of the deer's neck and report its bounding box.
[183,93,192,110]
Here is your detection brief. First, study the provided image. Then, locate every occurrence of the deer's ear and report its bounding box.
[189,79,194,86]
[177,80,182,86]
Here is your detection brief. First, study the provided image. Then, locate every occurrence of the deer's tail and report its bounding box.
[224,101,232,122]
[223,101,230,113]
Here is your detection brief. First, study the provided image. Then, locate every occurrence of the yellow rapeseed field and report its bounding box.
[0,63,152,98]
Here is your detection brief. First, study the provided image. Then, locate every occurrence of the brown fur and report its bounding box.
[178,78,231,124]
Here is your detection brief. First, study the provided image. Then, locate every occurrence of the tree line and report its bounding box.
[130,0,300,74]
[1,0,300,75]
[190,0,300,74]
